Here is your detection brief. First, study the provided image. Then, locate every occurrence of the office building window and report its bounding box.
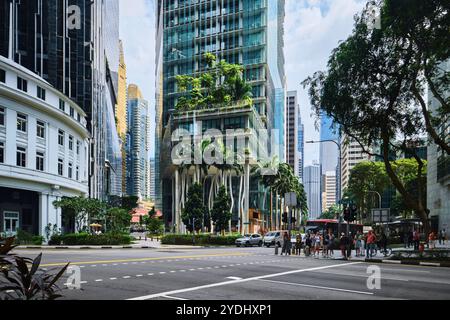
[76,140,80,155]
[70,107,74,118]
[69,135,74,151]
[0,69,5,83]
[77,113,81,122]
[16,146,26,167]
[0,141,4,163]
[37,86,46,100]
[36,151,44,171]
[68,162,73,179]
[36,120,45,139]
[17,113,27,132]
[0,107,4,126]
[58,158,64,176]
[17,77,27,92]
[58,130,65,146]
[59,99,65,111]
[76,166,80,181]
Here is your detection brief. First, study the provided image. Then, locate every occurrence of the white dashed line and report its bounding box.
[95,279,103,282]
[110,278,117,280]
[159,272,166,274]
[123,276,131,279]
[148,273,154,276]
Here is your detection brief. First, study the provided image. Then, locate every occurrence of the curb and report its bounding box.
[365,258,450,268]
[16,246,159,250]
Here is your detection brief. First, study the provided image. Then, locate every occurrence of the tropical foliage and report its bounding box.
[211,186,232,235]
[175,53,253,112]
[181,183,206,233]
[302,0,448,233]
[0,237,68,300]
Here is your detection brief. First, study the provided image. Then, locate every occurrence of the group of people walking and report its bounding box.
[279,229,389,260]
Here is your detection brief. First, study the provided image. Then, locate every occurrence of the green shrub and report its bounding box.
[15,230,43,245]
[161,234,241,246]
[48,233,132,245]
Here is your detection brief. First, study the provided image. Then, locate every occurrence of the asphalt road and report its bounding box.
[13,247,450,300]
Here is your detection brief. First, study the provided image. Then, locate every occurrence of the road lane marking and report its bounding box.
[148,273,154,276]
[162,295,188,301]
[123,276,131,279]
[258,279,374,295]
[40,252,253,267]
[95,279,103,282]
[128,262,363,300]
[110,278,117,280]
[136,275,143,277]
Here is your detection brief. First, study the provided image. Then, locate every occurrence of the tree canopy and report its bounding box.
[302,0,448,233]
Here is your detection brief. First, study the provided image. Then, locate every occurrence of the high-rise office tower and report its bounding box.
[427,60,450,232]
[156,0,286,231]
[298,113,304,182]
[117,40,128,194]
[340,133,371,192]
[286,91,298,175]
[126,84,151,201]
[304,163,321,220]
[320,115,339,204]
[0,0,123,200]
[321,171,336,213]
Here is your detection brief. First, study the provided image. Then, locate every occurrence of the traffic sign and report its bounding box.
[285,192,297,208]
[372,209,390,223]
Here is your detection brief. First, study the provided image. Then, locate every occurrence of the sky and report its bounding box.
[119,0,366,163]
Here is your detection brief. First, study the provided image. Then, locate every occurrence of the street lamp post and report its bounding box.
[306,139,342,204]
[306,139,343,234]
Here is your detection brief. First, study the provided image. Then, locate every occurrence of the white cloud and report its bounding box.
[285,0,365,166]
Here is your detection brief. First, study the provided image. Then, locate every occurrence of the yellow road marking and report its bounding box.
[40,253,253,267]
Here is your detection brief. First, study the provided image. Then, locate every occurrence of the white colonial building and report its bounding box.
[0,56,90,237]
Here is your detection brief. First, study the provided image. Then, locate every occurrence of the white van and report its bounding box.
[263,230,288,247]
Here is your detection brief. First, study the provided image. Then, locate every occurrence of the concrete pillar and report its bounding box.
[243,163,250,234]
[39,193,49,237]
[174,170,180,233]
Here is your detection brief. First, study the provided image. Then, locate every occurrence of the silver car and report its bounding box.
[235,234,263,247]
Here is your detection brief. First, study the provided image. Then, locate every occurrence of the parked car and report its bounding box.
[235,234,263,247]
[263,231,288,247]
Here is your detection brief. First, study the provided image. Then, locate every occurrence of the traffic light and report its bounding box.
[350,205,357,222]
[282,212,288,223]
[343,207,351,222]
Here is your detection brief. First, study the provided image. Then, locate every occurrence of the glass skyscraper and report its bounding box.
[0,0,123,200]
[156,0,286,231]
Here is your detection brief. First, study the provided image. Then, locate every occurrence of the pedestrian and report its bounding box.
[329,232,335,257]
[355,231,363,257]
[413,230,420,251]
[440,229,446,246]
[314,233,321,258]
[339,233,349,260]
[281,231,291,256]
[379,232,388,255]
[295,234,302,255]
[403,231,409,249]
[366,230,377,258]
[428,231,437,249]
[304,234,312,257]
[347,232,353,258]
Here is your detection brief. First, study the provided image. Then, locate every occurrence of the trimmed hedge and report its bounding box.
[161,234,241,246]
[15,230,44,245]
[48,233,132,245]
